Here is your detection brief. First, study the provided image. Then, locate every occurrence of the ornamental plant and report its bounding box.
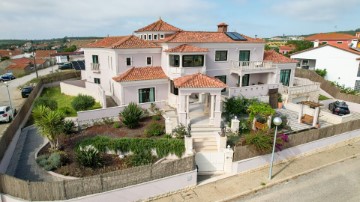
[120,102,144,128]
[71,94,95,111]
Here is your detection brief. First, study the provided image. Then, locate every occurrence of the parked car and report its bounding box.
[0,106,14,123]
[328,101,350,115]
[1,73,16,81]
[21,86,34,98]
[59,63,73,70]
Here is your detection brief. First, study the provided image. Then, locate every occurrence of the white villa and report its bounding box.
[62,19,320,173]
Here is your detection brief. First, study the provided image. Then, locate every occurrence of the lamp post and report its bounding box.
[269,116,282,180]
[4,82,13,110]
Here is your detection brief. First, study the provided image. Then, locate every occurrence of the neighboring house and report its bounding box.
[5,58,33,75]
[0,49,22,60]
[279,45,295,55]
[291,43,360,90]
[51,51,84,64]
[305,32,359,47]
[35,50,57,67]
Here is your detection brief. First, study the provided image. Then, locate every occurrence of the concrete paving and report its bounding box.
[150,138,360,202]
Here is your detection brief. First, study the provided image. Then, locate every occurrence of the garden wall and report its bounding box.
[0,71,80,172]
[233,118,360,162]
[295,68,360,103]
[0,156,195,201]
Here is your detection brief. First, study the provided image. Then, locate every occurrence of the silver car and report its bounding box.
[0,106,13,123]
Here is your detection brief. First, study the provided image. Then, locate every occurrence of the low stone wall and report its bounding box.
[233,118,360,162]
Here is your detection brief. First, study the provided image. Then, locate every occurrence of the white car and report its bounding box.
[0,106,13,123]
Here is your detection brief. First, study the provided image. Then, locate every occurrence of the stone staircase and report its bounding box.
[191,125,221,152]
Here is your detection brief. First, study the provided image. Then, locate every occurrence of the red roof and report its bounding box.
[174,73,227,88]
[0,49,22,57]
[35,58,46,64]
[291,44,360,56]
[35,50,56,58]
[135,19,182,32]
[6,63,30,70]
[279,45,295,51]
[305,33,357,41]
[112,66,167,82]
[162,31,264,43]
[86,35,160,49]
[165,44,209,53]
[11,58,32,64]
[264,50,298,63]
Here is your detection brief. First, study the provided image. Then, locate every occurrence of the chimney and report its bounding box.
[314,40,319,48]
[217,23,228,32]
[356,32,360,38]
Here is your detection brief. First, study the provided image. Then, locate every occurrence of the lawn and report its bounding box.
[40,86,101,116]
[318,94,330,101]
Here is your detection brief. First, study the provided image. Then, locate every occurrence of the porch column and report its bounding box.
[214,94,222,127]
[298,103,303,123]
[238,75,242,87]
[313,107,320,127]
[178,95,187,126]
[210,94,215,124]
[186,95,190,123]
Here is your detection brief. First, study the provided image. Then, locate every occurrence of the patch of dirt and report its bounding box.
[38,116,165,177]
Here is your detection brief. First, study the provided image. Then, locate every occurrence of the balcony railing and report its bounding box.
[231,61,276,73]
[229,83,279,98]
[282,83,320,95]
[91,63,100,73]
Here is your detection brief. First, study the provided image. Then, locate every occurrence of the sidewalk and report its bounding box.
[150,138,360,202]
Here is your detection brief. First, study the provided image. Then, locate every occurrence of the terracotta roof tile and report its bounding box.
[35,58,46,64]
[6,63,30,70]
[86,35,160,49]
[305,33,357,41]
[165,44,209,52]
[174,73,227,88]
[162,31,264,43]
[112,66,167,82]
[264,50,297,63]
[0,49,22,57]
[279,45,295,51]
[291,44,360,56]
[11,58,32,64]
[35,50,56,58]
[135,19,182,32]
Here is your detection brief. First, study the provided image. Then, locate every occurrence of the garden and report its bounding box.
[34,100,185,177]
[223,96,291,154]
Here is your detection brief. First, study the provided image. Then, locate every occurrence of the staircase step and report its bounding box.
[195,145,218,152]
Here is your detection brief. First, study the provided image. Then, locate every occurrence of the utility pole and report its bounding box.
[32,44,39,78]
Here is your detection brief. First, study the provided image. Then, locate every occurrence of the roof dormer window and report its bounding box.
[154,35,158,40]
[160,34,164,39]
[148,34,152,40]
[144,35,147,40]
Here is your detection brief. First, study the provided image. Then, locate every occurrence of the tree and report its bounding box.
[286,40,313,54]
[64,45,77,52]
[33,105,65,150]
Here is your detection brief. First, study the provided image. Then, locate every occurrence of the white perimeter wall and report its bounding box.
[291,46,360,88]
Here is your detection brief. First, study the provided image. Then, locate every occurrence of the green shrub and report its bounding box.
[120,102,144,129]
[76,145,102,167]
[245,131,272,153]
[71,94,95,111]
[113,122,121,128]
[163,134,172,139]
[58,106,73,116]
[226,134,240,147]
[318,94,330,101]
[126,151,154,166]
[145,122,165,137]
[34,97,58,110]
[36,152,62,171]
[315,68,327,77]
[223,96,259,123]
[172,124,188,139]
[152,115,161,121]
[63,120,75,134]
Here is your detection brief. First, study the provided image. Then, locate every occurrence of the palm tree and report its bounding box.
[33,105,65,150]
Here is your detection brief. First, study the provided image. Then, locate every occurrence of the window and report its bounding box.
[160,34,164,39]
[241,74,250,87]
[144,35,147,40]
[337,41,343,44]
[148,34,152,40]
[146,57,152,65]
[169,55,180,67]
[357,63,360,77]
[126,57,132,66]
[355,80,360,92]
[139,88,155,103]
[182,55,204,67]
[140,35,143,39]
[92,55,99,64]
[154,35,158,40]
[170,80,178,95]
[302,59,309,69]
[239,50,250,61]
[215,75,226,92]
[94,78,101,84]
[280,69,291,86]
[215,50,228,61]
[321,41,327,45]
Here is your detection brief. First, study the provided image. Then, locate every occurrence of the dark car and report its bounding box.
[59,63,73,70]
[328,101,350,115]
[1,73,16,81]
[21,86,34,98]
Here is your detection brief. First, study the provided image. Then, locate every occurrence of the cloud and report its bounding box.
[272,0,360,21]
[0,0,214,38]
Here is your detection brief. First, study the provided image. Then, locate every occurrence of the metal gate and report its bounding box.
[195,152,225,172]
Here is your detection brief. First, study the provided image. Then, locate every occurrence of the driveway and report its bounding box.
[0,65,58,136]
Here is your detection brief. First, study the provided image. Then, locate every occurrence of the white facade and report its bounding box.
[291,45,360,89]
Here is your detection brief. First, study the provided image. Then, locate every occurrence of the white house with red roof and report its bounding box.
[291,44,360,90]
[305,32,359,47]
[68,19,318,173]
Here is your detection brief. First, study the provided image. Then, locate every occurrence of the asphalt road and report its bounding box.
[233,155,360,202]
[0,65,58,135]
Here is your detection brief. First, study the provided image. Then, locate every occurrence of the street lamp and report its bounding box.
[269,116,282,180]
[4,82,13,110]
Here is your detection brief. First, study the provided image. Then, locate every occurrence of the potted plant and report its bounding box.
[277,93,283,109]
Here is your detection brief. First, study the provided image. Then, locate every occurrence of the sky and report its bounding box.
[0,0,359,39]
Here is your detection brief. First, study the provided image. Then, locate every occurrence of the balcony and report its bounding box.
[230,61,277,75]
[91,63,100,73]
[282,83,320,96]
[228,83,279,98]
